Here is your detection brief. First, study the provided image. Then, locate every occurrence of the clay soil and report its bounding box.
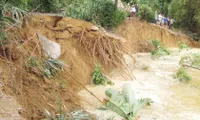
[116,18,200,53]
[0,13,126,120]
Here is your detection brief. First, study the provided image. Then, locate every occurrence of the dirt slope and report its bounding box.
[116,18,200,52]
[0,13,126,120]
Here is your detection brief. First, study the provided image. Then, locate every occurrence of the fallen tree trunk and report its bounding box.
[182,64,200,70]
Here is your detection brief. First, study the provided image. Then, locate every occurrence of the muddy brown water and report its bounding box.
[79,49,200,120]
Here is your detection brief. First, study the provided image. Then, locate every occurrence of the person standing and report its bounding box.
[164,16,167,27]
[169,18,175,29]
[130,5,136,17]
[158,13,162,26]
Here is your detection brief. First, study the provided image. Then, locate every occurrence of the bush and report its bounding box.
[178,41,190,51]
[27,0,63,13]
[64,0,127,29]
[173,67,192,82]
[91,65,114,85]
[112,9,127,28]
[92,65,107,85]
[138,5,154,22]
[151,40,171,58]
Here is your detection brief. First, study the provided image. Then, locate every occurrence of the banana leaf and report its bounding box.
[105,84,153,120]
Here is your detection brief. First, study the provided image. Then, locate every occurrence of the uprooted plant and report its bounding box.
[25,57,64,79]
[173,67,192,82]
[92,65,114,85]
[151,39,171,58]
[179,53,200,69]
[101,84,153,120]
[43,59,64,79]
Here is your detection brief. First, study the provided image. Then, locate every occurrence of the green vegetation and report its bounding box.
[191,54,200,68]
[92,65,114,85]
[173,67,192,82]
[141,64,150,71]
[104,84,153,120]
[43,59,64,79]
[64,0,127,29]
[169,0,200,39]
[179,53,200,68]
[43,93,92,120]
[138,5,154,22]
[25,57,64,79]
[25,57,41,68]
[4,0,127,30]
[178,41,190,51]
[151,40,171,58]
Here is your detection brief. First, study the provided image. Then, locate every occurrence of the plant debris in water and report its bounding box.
[173,67,192,82]
[179,53,200,68]
[151,40,171,58]
[104,84,153,120]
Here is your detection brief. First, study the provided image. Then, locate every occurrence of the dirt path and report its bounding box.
[79,48,200,120]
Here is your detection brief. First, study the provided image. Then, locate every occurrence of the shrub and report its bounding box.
[91,65,114,85]
[151,40,171,58]
[173,67,192,82]
[178,41,190,51]
[191,53,200,68]
[179,53,200,68]
[64,0,127,29]
[25,57,41,68]
[27,0,63,13]
[138,5,154,22]
[92,65,106,85]
[43,59,64,79]
[112,9,127,28]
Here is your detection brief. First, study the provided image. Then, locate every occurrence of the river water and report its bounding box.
[79,49,200,120]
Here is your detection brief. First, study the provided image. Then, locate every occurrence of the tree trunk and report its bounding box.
[115,0,118,10]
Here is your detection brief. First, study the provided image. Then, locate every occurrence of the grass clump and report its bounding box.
[25,57,41,68]
[25,57,64,79]
[92,65,114,86]
[43,59,64,79]
[173,67,192,82]
[151,40,171,58]
[43,93,92,120]
[178,41,190,51]
[141,64,150,71]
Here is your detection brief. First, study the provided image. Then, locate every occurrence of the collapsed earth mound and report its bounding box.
[117,18,200,52]
[0,14,126,119]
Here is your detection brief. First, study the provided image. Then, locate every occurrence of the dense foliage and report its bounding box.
[3,0,127,29]
[169,0,200,34]
[138,5,154,22]
[65,0,127,29]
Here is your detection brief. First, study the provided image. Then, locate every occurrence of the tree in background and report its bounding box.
[169,0,200,33]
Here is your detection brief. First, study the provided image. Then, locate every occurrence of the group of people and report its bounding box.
[127,4,139,18]
[155,10,174,29]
